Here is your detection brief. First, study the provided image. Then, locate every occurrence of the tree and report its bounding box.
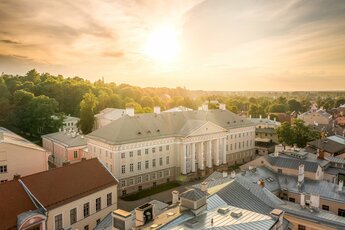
[79,93,98,134]
[288,99,302,112]
[277,119,319,147]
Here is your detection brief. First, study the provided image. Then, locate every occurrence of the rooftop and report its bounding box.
[42,130,87,147]
[307,136,345,155]
[0,127,46,152]
[180,188,208,201]
[87,109,255,145]
[0,158,118,229]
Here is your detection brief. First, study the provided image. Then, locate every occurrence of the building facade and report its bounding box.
[94,108,126,130]
[0,127,48,183]
[42,130,87,167]
[0,158,118,230]
[87,105,256,196]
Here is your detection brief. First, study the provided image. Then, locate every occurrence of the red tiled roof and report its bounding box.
[21,158,118,210]
[0,180,36,230]
[0,158,118,229]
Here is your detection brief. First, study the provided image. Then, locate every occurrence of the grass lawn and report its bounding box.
[121,182,180,201]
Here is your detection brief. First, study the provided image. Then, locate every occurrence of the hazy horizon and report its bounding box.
[1,0,345,91]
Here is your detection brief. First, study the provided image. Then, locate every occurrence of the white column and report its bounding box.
[223,137,227,164]
[191,142,196,172]
[198,142,204,170]
[207,140,212,168]
[215,139,219,166]
[181,143,187,174]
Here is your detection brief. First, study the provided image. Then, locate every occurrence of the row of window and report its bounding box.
[229,140,253,151]
[121,170,171,187]
[54,193,112,230]
[229,131,255,140]
[91,146,113,159]
[0,165,7,173]
[121,157,170,174]
[121,145,170,159]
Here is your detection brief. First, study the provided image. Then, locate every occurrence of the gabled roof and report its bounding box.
[0,180,37,230]
[42,131,87,148]
[21,158,117,210]
[307,138,345,155]
[0,127,46,152]
[87,110,254,145]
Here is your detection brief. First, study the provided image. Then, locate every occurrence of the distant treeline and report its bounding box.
[0,69,344,136]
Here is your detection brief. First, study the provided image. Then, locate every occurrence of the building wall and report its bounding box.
[299,112,331,126]
[47,185,117,230]
[284,214,335,230]
[0,143,47,182]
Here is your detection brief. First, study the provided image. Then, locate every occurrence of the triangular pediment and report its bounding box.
[185,121,227,137]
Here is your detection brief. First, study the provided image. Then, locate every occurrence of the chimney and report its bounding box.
[13,174,21,180]
[125,107,135,116]
[298,164,304,185]
[219,103,226,110]
[270,209,284,230]
[202,104,208,111]
[222,171,228,178]
[153,106,161,114]
[230,170,236,178]
[300,193,305,207]
[112,209,133,230]
[268,115,271,120]
[274,144,284,156]
[310,194,320,209]
[274,117,276,122]
[135,203,154,227]
[172,190,179,204]
[338,180,344,192]
[317,149,325,160]
[249,114,252,119]
[201,181,208,192]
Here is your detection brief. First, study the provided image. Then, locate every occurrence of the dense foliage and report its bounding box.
[1,69,344,137]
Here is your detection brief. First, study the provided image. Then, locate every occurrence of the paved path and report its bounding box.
[118,180,200,211]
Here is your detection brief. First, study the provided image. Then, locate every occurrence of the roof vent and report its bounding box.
[156,129,160,132]
[138,132,142,135]
[231,211,243,218]
[217,207,230,214]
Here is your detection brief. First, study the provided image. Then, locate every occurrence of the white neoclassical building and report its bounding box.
[87,104,256,195]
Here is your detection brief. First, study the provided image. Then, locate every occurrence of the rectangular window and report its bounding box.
[137,176,142,183]
[322,205,329,211]
[151,173,156,180]
[121,152,125,159]
[298,225,306,230]
[159,157,163,166]
[73,151,78,158]
[145,160,149,169]
[96,219,101,225]
[159,146,163,151]
[55,214,62,230]
[84,225,89,230]
[339,208,345,217]
[96,197,101,212]
[107,193,112,206]
[121,165,126,174]
[129,151,133,157]
[166,156,170,165]
[121,180,126,187]
[83,203,89,217]
[70,208,77,225]
[0,165,7,173]
[137,150,141,156]
[130,163,134,172]
[145,148,149,154]
[144,174,149,182]
[166,145,170,150]
[288,197,295,203]
[164,170,170,177]
[158,171,163,178]
[152,147,156,153]
[129,178,134,185]
[152,159,156,167]
[137,162,141,170]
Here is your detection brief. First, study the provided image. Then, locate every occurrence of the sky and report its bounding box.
[0,0,345,91]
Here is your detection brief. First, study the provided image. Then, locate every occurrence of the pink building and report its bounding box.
[42,130,87,167]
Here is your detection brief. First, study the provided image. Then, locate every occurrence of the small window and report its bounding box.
[152,147,156,153]
[137,150,141,156]
[152,159,156,167]
[73,151,78,158]
[96,219,101,226]
[84,225,89,230]
[166,156,170,165]
[83,203,89,217]
[159,157,163,166]
[145,149,149,154]
[107,193,112,206]
[121,152,125,159]
[129,151,133,157]
[121,165,126,174]
[278,168,283,174]
[288,197,295,203]
[70,208,77,225]
[166,145,170,150]
[159,146,163,151]
[121,180,126,187]
[96,197,101,212]
[130,163,134,172]
[137,176,142,183]
[0,165,7,173]
[137,162,141,170]
[145,160,149,169]
[55,214,63,230]
[298,225,306,230]
[322,205,329,211]
[339,208,345,217]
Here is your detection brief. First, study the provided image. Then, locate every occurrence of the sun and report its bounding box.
[144,27,180,63]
